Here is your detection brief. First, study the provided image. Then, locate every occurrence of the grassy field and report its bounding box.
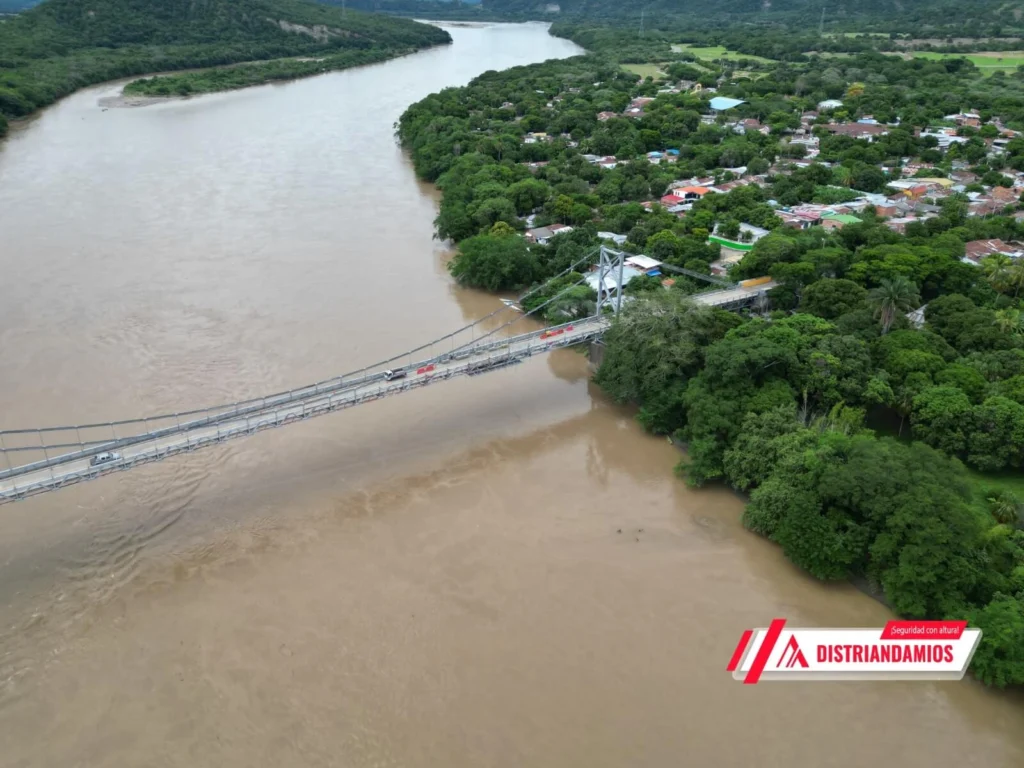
[731,70,768,81]
[966,468,1024,499]
[906,50,1024,74]
[671,44,775,64]
[622,63,667,79]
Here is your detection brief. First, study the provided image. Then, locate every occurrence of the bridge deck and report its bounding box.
[0,278,774,504]
[0,318,609,503]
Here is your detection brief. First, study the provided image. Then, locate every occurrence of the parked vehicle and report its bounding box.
[383,369,406,381]
[90,451,122,467]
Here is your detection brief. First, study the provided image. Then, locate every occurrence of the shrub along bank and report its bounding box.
[596,283,1024,688]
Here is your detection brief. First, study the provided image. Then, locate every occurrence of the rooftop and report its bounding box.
[825,123,889,137]
[963,239,1023,263]
[709,97,745,112]
[624,255,662,270]
[585,266,644,293]
[822,213,862,225]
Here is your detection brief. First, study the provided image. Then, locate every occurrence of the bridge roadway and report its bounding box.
[0,279,774,505]
[0,317,610,503]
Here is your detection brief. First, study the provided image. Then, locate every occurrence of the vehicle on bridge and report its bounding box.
[383,369,407,381]
[90,452,122,467]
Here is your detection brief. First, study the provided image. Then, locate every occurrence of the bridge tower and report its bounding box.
[594,246,628,316]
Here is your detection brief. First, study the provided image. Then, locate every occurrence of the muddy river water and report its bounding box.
[0,21,1022,768]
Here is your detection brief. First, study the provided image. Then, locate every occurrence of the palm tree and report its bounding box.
[894,383,917,437]
[981,253,1013,293]
[994,308,1024,336]
[832,165,853,188]
[987,490,1023,527]
[868,276,920,335]
[1007,260,1024,298]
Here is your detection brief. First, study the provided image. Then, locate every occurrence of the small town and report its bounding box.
[513,89,1024,294]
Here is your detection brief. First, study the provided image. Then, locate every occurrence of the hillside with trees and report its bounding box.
[488,0,1024,31]
[0,0,450,125]
[317,0,486,15]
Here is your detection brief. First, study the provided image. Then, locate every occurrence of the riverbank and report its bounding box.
[0,0,451,132]
[671,432,897,610]
[121,46,441,99]
[96,94,178,109]
[396,48,1024,688]
[3,40,452,131]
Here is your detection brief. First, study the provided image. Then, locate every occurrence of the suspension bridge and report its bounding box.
[0,248,774,505]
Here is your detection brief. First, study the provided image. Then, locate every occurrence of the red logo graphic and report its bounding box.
[777,635,809,669]
[726,618,789,684]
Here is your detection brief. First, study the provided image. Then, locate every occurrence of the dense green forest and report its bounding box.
[317,0,485,14]
[398,36,1024,685]
[0,0,449,125]
[488,0,1024,34]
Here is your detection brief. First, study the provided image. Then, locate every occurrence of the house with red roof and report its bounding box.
[963,239,1024,264]
[675,186,711,201]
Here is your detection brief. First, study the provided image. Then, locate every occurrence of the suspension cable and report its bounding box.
[0,247,603,435]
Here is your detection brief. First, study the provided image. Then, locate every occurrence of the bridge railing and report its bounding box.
[0,315,609,481]
[0,323,609,500]
[0,262,770,487]
[0,250,613,480]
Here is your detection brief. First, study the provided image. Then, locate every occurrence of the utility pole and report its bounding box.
[819,6,825,36]
[640,7,645,38]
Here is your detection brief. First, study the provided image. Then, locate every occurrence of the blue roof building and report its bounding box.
[709,97,746,112]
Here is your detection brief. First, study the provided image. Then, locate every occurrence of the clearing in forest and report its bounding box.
[671,44,776,64]
[903,50,1024,74]
[622,63,667,79]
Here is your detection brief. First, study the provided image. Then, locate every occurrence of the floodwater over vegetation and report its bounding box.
[0,22,1023,768]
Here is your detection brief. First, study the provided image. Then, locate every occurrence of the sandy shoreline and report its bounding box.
[96,93,181,109]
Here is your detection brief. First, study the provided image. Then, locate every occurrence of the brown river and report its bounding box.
[0,21,1022,767]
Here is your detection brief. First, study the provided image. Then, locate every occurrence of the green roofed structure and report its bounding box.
[822,213,863,225]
